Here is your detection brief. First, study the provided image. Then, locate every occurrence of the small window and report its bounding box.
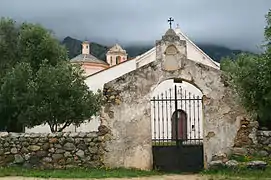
[110,57,113,65]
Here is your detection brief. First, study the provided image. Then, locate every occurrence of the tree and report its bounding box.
[0,17,68,76]
[22,61,102,132]
[18,22,68,72]
[221,9,271,129]
[0,63,34,132]
[0,18,102,132]
[0,18,19,77]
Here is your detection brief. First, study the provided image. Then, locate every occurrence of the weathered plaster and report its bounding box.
[101,29,246,170]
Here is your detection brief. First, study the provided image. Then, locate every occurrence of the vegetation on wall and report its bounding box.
[221,10,271,129]
[0,18,102,132]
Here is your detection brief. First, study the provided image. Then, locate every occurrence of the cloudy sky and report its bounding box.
[0,0,270,52]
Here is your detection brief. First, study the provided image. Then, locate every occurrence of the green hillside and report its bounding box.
[62,36,108,60]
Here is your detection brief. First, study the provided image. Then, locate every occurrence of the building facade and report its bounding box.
[25,24,220,133]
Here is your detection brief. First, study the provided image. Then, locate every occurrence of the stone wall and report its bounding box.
[0,125,110,169]
[254,131,271,157]
[101,52,246,170]
[232,125,271,158]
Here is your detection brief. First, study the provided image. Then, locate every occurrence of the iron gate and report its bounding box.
[151,85,204,172]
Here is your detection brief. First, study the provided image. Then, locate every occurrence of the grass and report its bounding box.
[0,165,271,179]
[0,167,162,179]
[202,167,271,180]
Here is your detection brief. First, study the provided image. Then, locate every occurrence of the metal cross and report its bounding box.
[168,17,174,29]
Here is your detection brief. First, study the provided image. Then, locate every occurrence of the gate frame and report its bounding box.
[151,80,204,172]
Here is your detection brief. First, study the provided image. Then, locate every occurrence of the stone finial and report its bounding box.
[175,24,181,34]
[160,28,181,43]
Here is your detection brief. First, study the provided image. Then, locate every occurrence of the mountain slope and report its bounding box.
[197,44,249,62]
[62,36,249,62]
[62,36,108,60]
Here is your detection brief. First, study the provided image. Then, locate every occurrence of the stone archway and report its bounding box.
[101,29,246,170]
[150,79,204,172]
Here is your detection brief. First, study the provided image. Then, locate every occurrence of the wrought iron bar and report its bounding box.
[184,89,187,142]
[174,85,178,146]
[193,95,196,140]
[188,92,192,141]
[197,96,200,144]
[153,96,156,145]
[165,91,169,143]
[161,92,165,143]
[157,94,160,145]
[169,88,173,141]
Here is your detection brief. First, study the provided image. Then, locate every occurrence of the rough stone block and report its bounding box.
[231,147,248,156]
[209,160,225,169]
[247,161,267,170]
[225,160,239,168]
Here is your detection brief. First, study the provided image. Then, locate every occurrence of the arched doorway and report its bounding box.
[151,79,204,172]
[171,109,187,140]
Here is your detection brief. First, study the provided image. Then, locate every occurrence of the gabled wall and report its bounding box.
[100,30,246,170]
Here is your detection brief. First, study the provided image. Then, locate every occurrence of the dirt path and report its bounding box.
[0,175,207,180]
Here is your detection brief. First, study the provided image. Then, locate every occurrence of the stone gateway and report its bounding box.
[101,28,247,171]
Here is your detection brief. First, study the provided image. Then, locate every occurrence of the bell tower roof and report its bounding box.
[107,43,127,55]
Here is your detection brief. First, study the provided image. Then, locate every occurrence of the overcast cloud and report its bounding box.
[0,0,270,52]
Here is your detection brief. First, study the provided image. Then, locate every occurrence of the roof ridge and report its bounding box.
[70,53,108,65]
[175,28,219,67]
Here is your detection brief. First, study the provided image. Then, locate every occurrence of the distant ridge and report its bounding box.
[61,36,252,62]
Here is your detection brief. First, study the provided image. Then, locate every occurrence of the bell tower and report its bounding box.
[82,41,90,55]
[106,44,128,66]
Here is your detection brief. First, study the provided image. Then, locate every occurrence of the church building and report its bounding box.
[70,41,128,77]
[25,23,220,133]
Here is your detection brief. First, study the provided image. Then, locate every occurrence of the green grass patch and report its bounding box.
[202,167,271,180]
[0,167,162,179]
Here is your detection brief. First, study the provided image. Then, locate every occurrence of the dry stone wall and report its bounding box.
[0,125,110,169]
[209,130,271,170]
[256,131,271,157]
[231,118,271,158]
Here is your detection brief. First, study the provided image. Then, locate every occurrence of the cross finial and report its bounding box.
[168,17,174,29]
